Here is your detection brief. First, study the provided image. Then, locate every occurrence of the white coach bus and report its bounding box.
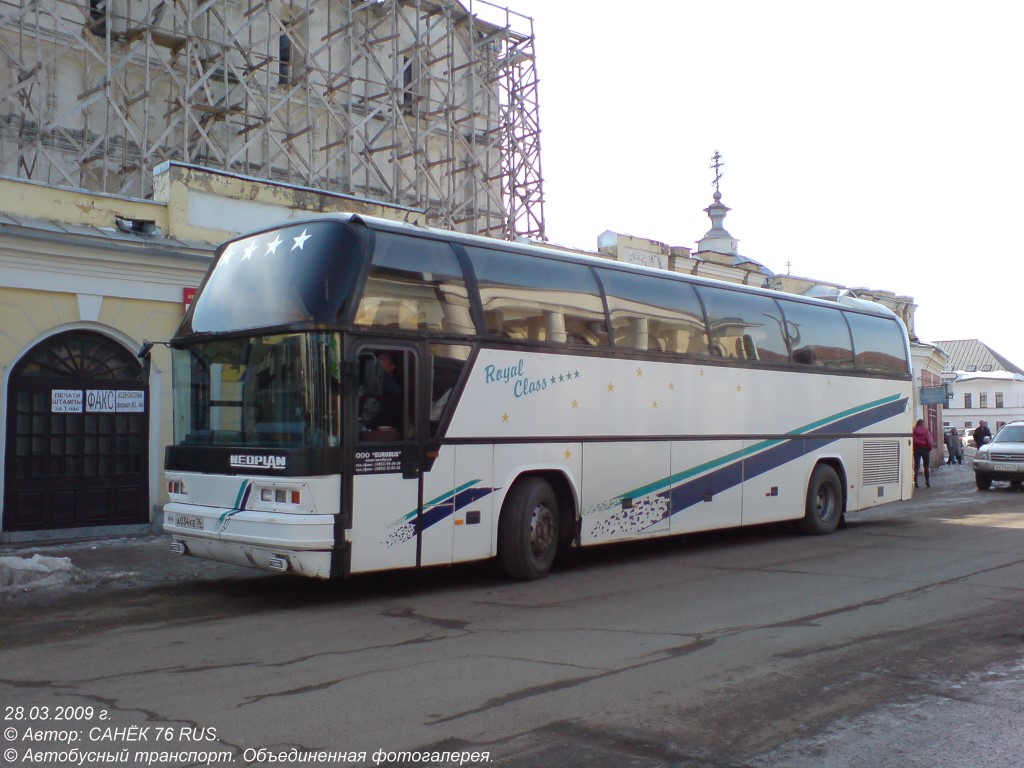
[161,214,914,580]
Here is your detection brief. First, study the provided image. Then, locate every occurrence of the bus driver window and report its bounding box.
[359,350,410,441]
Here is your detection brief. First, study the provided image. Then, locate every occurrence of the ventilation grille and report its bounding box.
[862,440,901,485]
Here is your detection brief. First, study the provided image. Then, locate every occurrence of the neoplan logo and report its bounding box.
[230,454,287,470]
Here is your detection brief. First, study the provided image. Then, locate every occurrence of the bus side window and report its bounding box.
[845,312,909,375]
[778,300,854,370]
[355,233,472,334]
[697,286,789,364]
[429,344,471,436]
[599,269,707,356]
[466,247,607,345]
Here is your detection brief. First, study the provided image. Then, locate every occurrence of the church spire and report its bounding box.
[697,150,739,256]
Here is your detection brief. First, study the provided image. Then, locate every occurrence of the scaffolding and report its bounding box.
[0,0,544,240]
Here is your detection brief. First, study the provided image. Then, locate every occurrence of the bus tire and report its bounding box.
[798,464,843,535]
[498,477,560,580]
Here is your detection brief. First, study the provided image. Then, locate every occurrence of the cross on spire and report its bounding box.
[710,150,724,194]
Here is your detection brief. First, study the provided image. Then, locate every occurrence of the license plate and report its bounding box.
[994,464,1017,472]
[175,513,204,530]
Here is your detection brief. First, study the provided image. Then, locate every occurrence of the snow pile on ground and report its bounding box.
[0,554,87,592]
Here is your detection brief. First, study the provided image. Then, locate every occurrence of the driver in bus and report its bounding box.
[360,351,404,438]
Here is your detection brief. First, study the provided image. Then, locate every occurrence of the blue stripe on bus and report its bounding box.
[401,480,482,524]
[654,395,908,525]
[395,481,498,535]
[414,485,497,533]
[621,393,906,501]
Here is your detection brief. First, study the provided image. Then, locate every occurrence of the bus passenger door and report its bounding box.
[422,344,487,566]
[348,344,426,574]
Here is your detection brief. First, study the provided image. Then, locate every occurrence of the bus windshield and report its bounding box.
[182,220,364,335]
[171,332,341,449]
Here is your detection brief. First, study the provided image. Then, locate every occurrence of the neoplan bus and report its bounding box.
[162,214,914,580]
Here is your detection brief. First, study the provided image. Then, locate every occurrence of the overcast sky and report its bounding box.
[486,0,1024,367]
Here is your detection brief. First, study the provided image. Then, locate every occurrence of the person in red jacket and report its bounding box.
[912,418,933,488]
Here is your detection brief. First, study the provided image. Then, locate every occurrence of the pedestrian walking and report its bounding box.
[913,418,933,488]
[945,427,963,465]
[973,420,992,450]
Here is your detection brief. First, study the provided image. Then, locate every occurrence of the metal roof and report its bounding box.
[933,339,1024,376]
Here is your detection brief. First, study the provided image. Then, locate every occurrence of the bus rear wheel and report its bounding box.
[798,464,843,535]
[498,477,560,580]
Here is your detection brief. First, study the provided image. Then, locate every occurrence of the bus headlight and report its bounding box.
[255,484,306,511]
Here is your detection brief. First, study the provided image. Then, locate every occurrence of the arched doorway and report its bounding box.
[3,330,149,531]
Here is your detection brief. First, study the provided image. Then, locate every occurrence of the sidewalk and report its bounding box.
[917,450,978,492]
[0,532,259,601]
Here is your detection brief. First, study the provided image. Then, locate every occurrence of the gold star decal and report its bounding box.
[636,368,644,378]
[571,400,579,409]
[607,382,615,392]
[699,369,705,376]
[501,412,510,423]
[652,401,659,409]
[668,383,675,391]
[736,385,742,392]
[564,449,573,460]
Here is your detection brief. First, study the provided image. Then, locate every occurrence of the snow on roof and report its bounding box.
[952,369,1024,382]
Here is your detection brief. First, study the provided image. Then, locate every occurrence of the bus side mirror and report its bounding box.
[360,355,384,398]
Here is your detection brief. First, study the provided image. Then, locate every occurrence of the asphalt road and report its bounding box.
[2,460,1023,768]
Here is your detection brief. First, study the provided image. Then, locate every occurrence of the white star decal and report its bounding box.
[265,235,283,255]
[220,245,236,266]
[292,229,311,250]
[241,240,258,261]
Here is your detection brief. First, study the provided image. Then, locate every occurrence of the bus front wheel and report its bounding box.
[798,464,843,535]
[498,477,560,580]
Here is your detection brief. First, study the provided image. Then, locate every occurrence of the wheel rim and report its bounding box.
[529,502,557,559]
[815,484,836,521]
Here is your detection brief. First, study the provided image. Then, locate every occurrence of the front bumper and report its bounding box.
[973,457,1024,481]
[164,503,337,578]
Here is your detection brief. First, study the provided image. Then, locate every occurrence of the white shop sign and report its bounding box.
[51,389,83,413]
[87,389,118,412]
[116,390,145,412]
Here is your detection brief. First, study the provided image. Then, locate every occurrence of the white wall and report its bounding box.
[942,374,1024,430]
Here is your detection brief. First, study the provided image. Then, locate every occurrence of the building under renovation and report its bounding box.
[0,0,543,541]
[0,0,544,240]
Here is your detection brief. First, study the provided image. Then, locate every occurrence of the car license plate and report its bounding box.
[994,463,1017,472]
[175,513,204,530]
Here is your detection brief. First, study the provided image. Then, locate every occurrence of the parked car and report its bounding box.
[973,421,1024,490]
